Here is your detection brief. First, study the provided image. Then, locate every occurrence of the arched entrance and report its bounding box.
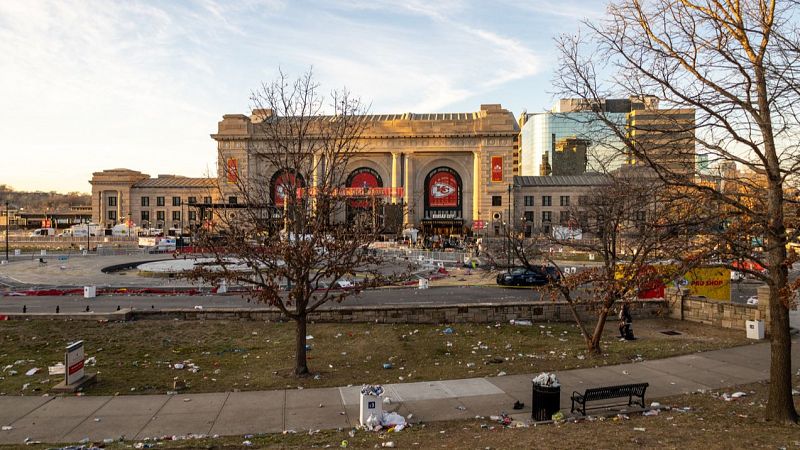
[422,166,464,237]
[345,167,383,227]
[270,169,305,207]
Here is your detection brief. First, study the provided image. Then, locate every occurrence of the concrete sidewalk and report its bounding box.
[0,342,797,445]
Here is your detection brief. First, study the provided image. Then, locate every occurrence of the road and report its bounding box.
[0,286,543,313]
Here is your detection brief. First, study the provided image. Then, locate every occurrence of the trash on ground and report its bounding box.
[442,327,454,334]
[510,319,532,326]
[25,368,40,376]
[643,409,659,416]
[551,411,565,421]
[634,427,646,432]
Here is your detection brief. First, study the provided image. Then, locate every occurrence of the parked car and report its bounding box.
[496,266,560,286]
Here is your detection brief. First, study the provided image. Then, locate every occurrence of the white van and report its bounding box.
[29,228,56,237]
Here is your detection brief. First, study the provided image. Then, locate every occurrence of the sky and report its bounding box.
[0,0,605,194]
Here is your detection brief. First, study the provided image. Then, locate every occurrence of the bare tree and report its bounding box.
[188,69,396,376]
[490,169,699,354]
[554,0,799,422]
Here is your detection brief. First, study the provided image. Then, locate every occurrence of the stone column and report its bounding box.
[403,154,414,225]
[472,151,481,221]
[116,189,122,226]
[391,152,400,204]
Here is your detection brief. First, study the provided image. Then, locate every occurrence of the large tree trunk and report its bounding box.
[765,183,799,423]
[294,314,310,376]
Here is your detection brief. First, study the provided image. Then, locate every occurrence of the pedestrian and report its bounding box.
[618,302,634,340]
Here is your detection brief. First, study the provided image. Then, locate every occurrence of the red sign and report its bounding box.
[472,220,485,230]
[491,156,503,182]
[226,158,239,183]
[273,172,302,207]
[428,171,459,208]
[348,168,382,208]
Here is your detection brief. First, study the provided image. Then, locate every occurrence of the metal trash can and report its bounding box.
[532,383,561,421]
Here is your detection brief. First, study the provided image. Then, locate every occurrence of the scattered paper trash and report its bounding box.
[25,368,40,376]
[643,409,659,416]
[1,426,12,431]
[443,327,454,334]
[634,427,646,432]
[383,363,393,370]
[510,319,532,326]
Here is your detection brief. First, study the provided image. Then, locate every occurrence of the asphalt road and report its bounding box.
[0,285,543,313]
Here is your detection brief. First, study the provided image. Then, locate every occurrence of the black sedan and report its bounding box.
[496,266,560,286]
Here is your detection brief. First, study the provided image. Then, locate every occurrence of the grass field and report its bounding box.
[0,318,748,396]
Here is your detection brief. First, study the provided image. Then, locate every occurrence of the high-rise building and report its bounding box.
[519,96,695,177]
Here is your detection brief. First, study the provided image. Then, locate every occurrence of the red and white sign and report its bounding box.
[226,158,239,183]
[491,156,503,182]
[348,168,382,208]
[427,171,459,207]
[65,340,85,385]
[472,220,486,230]
[273,171,303,207]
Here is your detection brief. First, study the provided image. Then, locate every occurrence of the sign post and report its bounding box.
[52,340,96,392]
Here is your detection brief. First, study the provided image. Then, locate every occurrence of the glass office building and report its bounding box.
[519,110,628,176]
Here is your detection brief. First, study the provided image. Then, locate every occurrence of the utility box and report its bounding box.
[83,286,96,299]
[746,320,765,340]
[418,278,429,289]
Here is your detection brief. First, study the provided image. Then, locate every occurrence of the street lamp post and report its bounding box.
[507,184,512,271]
[5,201,9,262]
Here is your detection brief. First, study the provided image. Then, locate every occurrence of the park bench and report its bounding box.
[570,382,649,416]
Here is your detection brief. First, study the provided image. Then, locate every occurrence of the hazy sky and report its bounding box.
[0,0,604,194]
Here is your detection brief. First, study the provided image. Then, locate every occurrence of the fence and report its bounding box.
[375,248,467,266]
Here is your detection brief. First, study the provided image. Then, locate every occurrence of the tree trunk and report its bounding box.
[588,306,611,355]
[294,314,310,376]
[765,184,799,423]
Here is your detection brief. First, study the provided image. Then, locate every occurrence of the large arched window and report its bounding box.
[423,166,462,219]
[346,167,383,209]
[270,169,305,207]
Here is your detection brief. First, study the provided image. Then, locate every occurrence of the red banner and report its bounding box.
[491,156,503,182]
[226,158,238,183]
[428,171,459,207]
[273,172,302,207]
[348,169,382,208]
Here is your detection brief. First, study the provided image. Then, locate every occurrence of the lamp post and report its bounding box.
[507,184,512,271]
[5,201,9,262]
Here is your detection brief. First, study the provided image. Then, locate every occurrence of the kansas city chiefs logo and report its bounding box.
[431,182,456,198]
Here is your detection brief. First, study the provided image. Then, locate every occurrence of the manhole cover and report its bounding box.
[660,330,682,336]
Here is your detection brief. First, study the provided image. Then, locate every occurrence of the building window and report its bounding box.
[156,211,165,221]
[523,211,534,222]
[524,196,534,207]
[560,211,570,224]
[107,210,116,221]
[172,196,181,206]
[172,211,181,221]
[560,195,570,207]
[491,196,502,207]
[188,196,197,204]
[156,196,165,207]
[203,196,212,204]
[188,211,197,221]
[141,211,150,222]
[635,211,647,222]
[542,196,552,206]
[108,196,117,207]
[141,196,150,207]
[228,196,238,205]
[542,211,552,224]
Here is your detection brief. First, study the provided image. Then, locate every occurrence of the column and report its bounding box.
[472,151,481,221]
[403,154,414,225]
[391,152,400,204]
[311,152,320,212]
[116,190,122,226]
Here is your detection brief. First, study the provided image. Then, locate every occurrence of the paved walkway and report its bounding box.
[0,341,797,445]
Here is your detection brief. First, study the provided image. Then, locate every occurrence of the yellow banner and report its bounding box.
[681,267,731,302]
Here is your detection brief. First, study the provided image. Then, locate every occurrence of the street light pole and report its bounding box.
[5,201,9,262]
[507,183,512,271]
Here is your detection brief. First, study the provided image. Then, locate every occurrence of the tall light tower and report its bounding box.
[5,201,9,262]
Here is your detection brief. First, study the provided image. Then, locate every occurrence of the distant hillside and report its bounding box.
[0,185,90,211]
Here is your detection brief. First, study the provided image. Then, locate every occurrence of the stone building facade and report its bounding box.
[89,169,218,231]
[212,104,519,235]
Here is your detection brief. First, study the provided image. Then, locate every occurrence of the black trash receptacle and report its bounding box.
[531,383,561,421]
